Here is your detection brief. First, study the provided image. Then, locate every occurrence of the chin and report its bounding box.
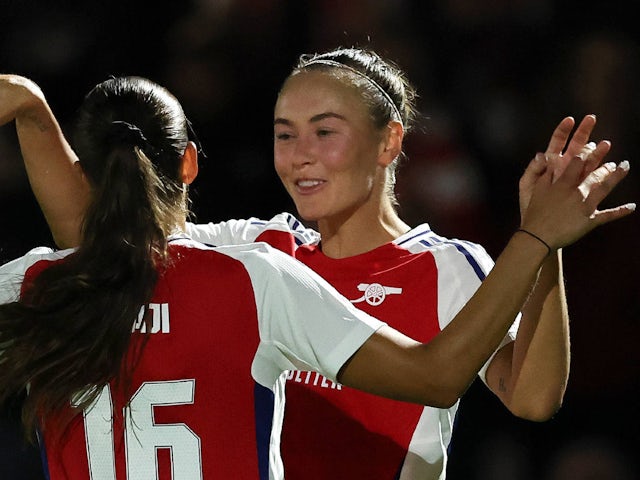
[296,210,321,222]
[293,204,324,222]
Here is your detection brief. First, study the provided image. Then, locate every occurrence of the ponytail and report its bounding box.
[0,77,190,440]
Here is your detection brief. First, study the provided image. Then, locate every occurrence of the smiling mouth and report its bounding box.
[296,179,325,188]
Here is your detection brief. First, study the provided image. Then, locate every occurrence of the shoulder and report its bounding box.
[186,212,320,247]
[211,241,300,271]
[274,212,320,246]
[0,246,73,304]
[169,237,294,274]
[236,212,320,246]
[185,217,261,245]
[395,224,493,277]
[0,246,72,272]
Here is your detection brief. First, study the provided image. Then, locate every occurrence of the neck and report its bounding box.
[316,201,410,259]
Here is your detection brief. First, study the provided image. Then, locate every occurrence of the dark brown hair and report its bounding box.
[0,76,191,440]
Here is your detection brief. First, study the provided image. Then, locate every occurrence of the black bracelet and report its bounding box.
[516,229,552,257]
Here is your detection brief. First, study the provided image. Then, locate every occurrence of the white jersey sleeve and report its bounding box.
[217,242,385,389]
[185,212,320,247]
[0,247,71,304]
[418,234,519,384]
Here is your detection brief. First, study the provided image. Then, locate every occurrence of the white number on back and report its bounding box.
[82,380,202,479]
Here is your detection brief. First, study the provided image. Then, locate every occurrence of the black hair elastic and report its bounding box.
[109,120,147,146]
[109,120,160,158]
[516,229,552,256]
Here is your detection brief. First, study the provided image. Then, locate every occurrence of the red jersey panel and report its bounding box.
[36,243,264,480]
[4,238,383,480]
[282,242,441,479]
[187,213,505,480]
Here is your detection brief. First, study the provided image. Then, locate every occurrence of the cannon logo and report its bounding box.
[349,283,403,306]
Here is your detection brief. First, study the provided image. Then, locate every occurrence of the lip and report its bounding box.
[294,178,326,195]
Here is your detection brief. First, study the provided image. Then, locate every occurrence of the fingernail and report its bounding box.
[624,203,636,211]
[604,162,616,171]
[619,160,630,171]
[535,152,546,162]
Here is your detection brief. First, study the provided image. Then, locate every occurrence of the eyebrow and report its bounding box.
[274,112,347,126]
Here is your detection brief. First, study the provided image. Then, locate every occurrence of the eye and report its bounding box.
[317,129,333,137]
[275,132,292,140]
[274,127,296,141]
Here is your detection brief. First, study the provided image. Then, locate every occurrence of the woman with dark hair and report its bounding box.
[0,65,633,480]
[1,75,388,478]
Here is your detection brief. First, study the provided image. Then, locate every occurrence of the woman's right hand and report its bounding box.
[520,152,634,251]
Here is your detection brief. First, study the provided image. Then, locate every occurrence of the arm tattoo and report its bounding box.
[24,112,49,133]
[498,377,507,393]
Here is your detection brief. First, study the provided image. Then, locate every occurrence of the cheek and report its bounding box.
[273,147,288,178]
[321,139,356,172]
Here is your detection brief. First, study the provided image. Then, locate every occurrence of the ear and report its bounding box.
[378,120,404,167]
[180,141,199,185]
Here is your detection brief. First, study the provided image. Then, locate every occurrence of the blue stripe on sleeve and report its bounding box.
[418,239,487,282]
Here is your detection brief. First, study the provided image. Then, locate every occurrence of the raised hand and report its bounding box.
[520,153,634,251]
[519,115,611,219]
[547,115,613,177]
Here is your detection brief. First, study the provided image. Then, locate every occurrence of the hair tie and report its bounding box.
[108,120,160,159]
[516,229,552,257]
[109,120,147,146]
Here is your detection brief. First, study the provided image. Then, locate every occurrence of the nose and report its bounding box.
[291,134,316,168]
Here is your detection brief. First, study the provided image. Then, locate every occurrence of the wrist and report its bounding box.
[514,228,552,257]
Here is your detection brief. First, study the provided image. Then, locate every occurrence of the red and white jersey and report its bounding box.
[188,213,519,480]
[0,237,384,480]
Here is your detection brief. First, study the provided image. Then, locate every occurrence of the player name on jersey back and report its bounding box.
[132,302,170,333]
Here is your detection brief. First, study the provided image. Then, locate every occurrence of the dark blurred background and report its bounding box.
[1,1,638,479]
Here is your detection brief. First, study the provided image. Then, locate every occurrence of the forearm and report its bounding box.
[14,87,88,248]
[341,231,550,406]
[498,250,569,419]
